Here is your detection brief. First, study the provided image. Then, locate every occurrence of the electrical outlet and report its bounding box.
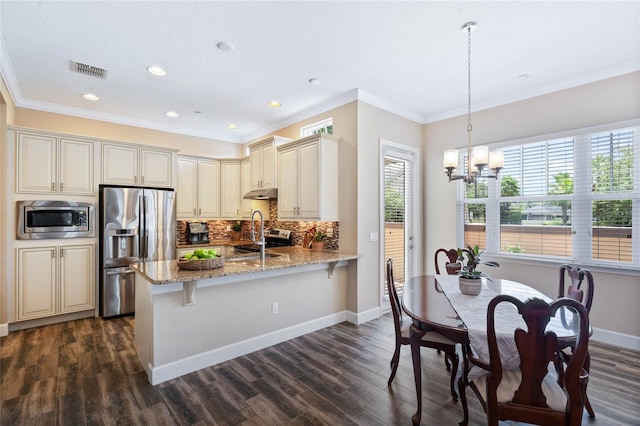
[226,225,231,231]
[271,302,279,315]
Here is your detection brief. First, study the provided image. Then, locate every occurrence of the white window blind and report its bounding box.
[457,124,639,269]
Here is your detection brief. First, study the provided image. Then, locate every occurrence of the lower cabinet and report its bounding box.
[16,244,95,321]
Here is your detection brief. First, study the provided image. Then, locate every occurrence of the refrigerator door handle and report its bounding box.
[143,194,149,259]
[138,194,145,260]
[106,269,136,276]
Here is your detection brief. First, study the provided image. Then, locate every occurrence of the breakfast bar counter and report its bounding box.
[131,247,359,385]
[132,246,359,284]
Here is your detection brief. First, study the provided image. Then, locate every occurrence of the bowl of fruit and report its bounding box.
[177,248,225,270]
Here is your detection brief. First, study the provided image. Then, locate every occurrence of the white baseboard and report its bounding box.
[148,310,350,385]
[592,327,640,351]
[346,307,381,325]
[0,323,8,337]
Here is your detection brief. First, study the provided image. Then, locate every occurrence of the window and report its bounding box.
[301,118,333,137]
[458,123,639,269]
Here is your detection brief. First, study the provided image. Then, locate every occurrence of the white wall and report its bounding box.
[424,71,640,346]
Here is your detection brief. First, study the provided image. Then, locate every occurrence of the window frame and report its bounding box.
[455,119,640,275]
[300,118,333,137]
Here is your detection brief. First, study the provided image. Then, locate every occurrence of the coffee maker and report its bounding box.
[186,222,210,244]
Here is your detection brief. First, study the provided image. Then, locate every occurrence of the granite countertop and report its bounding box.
[131,246,359,285]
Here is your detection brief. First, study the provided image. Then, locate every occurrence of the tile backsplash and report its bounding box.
[177,200,339,249]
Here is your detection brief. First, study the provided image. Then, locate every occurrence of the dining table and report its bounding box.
[401,274,582,425]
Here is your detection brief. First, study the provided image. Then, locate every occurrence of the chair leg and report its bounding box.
[388,344,401,387]
[585,394,595,418]
[457,375,468,426]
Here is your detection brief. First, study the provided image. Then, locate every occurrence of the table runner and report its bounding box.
[435,275,553,377]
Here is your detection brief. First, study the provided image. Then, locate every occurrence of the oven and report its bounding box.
[234,228,293,252]
[17,200,95,239]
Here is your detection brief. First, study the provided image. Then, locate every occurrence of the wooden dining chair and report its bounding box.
[556,264,595,417]
[458,295,591,426]
[435,248,463,275]
[386,258,459,402]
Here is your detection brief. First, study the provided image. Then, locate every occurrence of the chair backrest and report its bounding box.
[485,295,590,425]
[559,264,594,312]
[435,248,461,275]
[386,259,403,336]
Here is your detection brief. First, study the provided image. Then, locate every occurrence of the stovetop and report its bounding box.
[235,228,292,252]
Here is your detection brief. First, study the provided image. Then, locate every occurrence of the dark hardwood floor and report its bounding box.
[2,313,639,425]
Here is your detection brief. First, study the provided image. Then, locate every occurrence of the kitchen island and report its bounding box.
[131,247,359,385]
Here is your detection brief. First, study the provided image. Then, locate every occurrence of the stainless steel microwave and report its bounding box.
[17,201,95,239]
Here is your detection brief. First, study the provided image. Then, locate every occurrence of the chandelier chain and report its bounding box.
[467,24,472,133]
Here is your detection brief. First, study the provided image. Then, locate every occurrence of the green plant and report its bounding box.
[457,244,499,280]
[232,221,242,232]
[313,231,327,242]
[504,244,525,253]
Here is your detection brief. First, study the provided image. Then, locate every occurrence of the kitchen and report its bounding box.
[1,2,639,424]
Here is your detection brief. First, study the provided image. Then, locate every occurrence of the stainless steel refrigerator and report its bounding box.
[99,185,176,317]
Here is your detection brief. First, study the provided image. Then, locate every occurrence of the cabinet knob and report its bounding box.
[60,182,64,191]
[142,176,145,184]
[60,248,64,257]
[52,248,56,258]
[199,209,202,215]
[51,182,55,191]
[134,175,138,184]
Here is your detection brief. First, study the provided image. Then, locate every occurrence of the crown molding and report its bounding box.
[0,35,20,104]
[356,90,425,124]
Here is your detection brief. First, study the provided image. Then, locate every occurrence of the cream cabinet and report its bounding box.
[220,160,242,218]
[241,157,253,218]
[249,136,291,190]
[16,244,95,321]
[102,143,173,188]
[16,132,94,195]
[277,134,339,221]
[176,156,220,219]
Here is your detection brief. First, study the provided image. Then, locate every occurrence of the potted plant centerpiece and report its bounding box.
[231,221,242,241]
[456,245,499,295]
[310,230,327,251]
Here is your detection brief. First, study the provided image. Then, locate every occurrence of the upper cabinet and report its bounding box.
[16,132,94,195]
[249,136,291,190]
[220,160,242,219]
[277,134,339,221]
[176,156,220,219]
[102,143,174,188]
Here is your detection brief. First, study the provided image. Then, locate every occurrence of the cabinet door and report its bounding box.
[102,144,139,185]
[220,161,241,218]
[277,146,298,219]
[16,133,57,193]
[16,246,57,321]
[59,244,95,313]
[297,141,321,218]
[241,158,253,218]
[261,143,275,189]
[140,149,173,188]
[198,159,220,218]
[59,138,94,195]
[176,157,198,219]
[250,144,264,190]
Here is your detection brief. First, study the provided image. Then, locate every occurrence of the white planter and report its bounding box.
[459,277,482,296]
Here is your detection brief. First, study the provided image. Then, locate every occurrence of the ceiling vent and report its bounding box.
[70,60,108,79]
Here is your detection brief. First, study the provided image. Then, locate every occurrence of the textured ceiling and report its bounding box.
[1,1,638,143]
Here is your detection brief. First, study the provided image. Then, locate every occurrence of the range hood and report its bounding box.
[243,188,278,200]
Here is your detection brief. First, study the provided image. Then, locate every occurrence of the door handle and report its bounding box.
[106,269,136,276]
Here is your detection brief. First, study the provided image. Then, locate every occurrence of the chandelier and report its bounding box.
[444,21,504,184]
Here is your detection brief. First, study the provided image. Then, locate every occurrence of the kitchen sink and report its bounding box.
[225,252,280,267]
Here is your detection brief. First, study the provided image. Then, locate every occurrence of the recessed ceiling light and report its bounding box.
[228,124,237,130]
[147,66,166,76]
[216,42,233,52]
[268,101,281,108]
[308,78,321,85]
[165,111,178,118]
[82,93,99,101]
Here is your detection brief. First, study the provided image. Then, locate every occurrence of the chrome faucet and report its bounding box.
[251,209,266,261]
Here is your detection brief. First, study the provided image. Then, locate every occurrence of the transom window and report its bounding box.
[301,118,333,137]
[458,123,639,269]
